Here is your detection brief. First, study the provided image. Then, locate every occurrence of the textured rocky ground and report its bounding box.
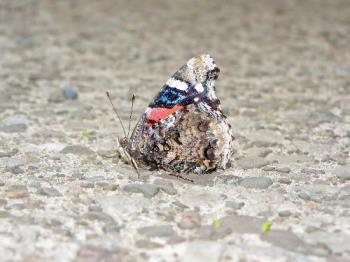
[0,0,350,261]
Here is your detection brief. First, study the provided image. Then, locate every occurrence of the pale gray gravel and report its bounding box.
[1,0,350,261]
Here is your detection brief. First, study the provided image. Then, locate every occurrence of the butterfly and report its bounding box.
[112,54,234,174]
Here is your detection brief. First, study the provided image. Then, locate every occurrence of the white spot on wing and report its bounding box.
[166,78,188,91]
[194,83,204,93]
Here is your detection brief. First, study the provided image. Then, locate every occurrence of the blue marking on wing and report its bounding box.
[152,86,187,107]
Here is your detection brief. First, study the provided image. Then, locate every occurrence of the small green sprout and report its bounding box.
[212,219,222,228]
[80,130,91,137]
[262,221,272,233]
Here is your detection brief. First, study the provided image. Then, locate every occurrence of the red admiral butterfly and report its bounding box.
[110,54,234,174]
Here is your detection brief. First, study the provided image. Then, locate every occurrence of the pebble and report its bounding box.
[215,175,240,185]
[4,185,29,199]
[135,240,163,249]
[37,187,62,197]
[275,167,291,173]
[261,230,305,252]
[278,177,292,184]
[225,200,244,210]
[48,90,65,103]
[333,166,350,182]
[153,179,177,195]
[219,215,265,234]
[3,114,30,125]
[278,210,292,217]
[298,192,311,201]
[239,177,273,189]
[62,86,78,100]
[178,210,201,229]
[60,145,95,156]
[236,157,269,169]
[123,184,159,198]
[137,225,175,238]
[82,211,116,224]
[0,124,27,133]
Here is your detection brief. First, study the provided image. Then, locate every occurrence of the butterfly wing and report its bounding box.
[126,54,233,174]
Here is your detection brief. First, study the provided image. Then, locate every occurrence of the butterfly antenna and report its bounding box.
[127,94,136,138]
[106,91,127,139]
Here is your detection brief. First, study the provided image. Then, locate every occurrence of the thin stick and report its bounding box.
[106,91,127,139]
[127,94,136,138]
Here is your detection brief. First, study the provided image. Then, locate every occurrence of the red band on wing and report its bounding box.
[148,105,182,122]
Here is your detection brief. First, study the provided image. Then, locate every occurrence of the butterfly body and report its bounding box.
[122,54,234,174]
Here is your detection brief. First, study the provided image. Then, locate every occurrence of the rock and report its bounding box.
[215,175,241,185]
[153,179,177,195]
[7,165,24,174]
[37,187,62,197]
[0,181,4,187]
[333,166,350,182]
[182,241,223,262]
[261,230,305,252]
[3,114,30,125]
[0,211,12,218]
[135,240,163,249]
[82,211,116,224]
[178,210,201,229]
[60,145,95,156]
[219,215,265,234]
[137,225,175,238]
[278,210,292,217]
[103,223,122,234]
[278,177,292,184]
[4,185,29,199]
[198,225,232,240]
[62,86,78,100]
[0,124,27,133]
[307,231,350,254]
[75,245,127,262]
[236,157,269,169]
[298,192,311,201]
[239,177,273,189]
[0,149,18,158]
[48,90,64,103]
[275,167,291,173]
[123,184,159,198]
[225,200,244,210]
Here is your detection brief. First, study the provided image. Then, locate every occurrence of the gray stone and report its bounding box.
[307,231,350,254]
[103,224,122,234]
[48,90,64,103]
[333,166,350,182]
[3,114,30,125]
[123,184,159,198]
[63,86,78,100]
[215,175,241,185]
[182,241,223,262]
[239,177,273,189]
[82,211,116,224]
[278,177,292,184]
[7,165,24,174]
[298,192,311,201]
[275,167,291,173]
[178,210,201,229]
[225,200,244,210]
[236,157,269,169]
[261,230,305,252]
[60,145,95,156]
[0,124,27,133]
[278,210,292,217]
[137,225,175,238]
[198,225,232,240]
[153,179,177,195]
[220,215,265,234]
[37,187,62,197]
[135,240,163,249]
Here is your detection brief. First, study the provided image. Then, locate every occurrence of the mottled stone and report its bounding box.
[63,86,78,100]
[239,177,273,189]
[178,210,201,229]
[60,145,95,156]
[225,200,244,210]
[0,124,27,133]
[82,211,116,224]
[137,225,175,238]
[153,179,177,195]
[333,166,350,182]
[37,187,62,197]
[123,184,159,198]
[261,230,304,252]
[236,157,269,169]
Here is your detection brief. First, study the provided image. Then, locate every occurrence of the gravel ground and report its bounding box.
[1,0,350,261]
